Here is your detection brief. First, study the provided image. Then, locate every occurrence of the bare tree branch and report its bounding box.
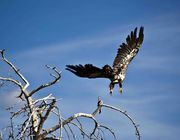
[99,125,117,140]
[102,104,141,140]
[68,121,90,139]
[40,97,140,140]
[29,65,61,96]
[1,50,141,140]
[37,99,56,134]
[0,50,39,136]
[0,76,22,89]
[0,49,29,91]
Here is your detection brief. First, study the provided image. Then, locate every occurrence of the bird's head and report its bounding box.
[103,65,113,74]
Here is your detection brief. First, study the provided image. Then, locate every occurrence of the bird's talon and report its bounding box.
[120,87,123,94]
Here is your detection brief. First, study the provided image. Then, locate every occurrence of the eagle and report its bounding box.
[66,27,144,94]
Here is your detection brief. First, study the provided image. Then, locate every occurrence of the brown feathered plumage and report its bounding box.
[66,27,144,94]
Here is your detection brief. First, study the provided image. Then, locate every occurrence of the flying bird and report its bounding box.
[66,27,144,94]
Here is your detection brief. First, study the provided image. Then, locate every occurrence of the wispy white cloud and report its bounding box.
[11,14,180,77]
[14,30,122,59]
[132,55,180,75]
[1,13,180,139]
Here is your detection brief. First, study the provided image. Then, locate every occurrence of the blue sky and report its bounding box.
[0,0,180,140]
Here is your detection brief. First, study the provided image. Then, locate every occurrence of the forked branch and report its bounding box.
[1,50,141,140]
[40,98,140,140]
[0,49,29,91]
[29,65,61,96]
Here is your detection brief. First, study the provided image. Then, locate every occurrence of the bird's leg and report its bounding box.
[119,82,123,93]
[109,82,114,95]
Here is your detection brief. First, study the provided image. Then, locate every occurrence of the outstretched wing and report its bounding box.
[66,64,111,79]
[113,27,144,75]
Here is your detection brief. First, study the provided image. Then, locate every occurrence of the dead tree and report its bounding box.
[0,50,141,140]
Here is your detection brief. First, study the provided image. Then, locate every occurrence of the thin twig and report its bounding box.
[63,126,70,140]
[1,50,141,140]
[102,104,141,140]
[0,77,23,89]
[99,125,117,140]
[0,49,29,91]
[29,65,61,96]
